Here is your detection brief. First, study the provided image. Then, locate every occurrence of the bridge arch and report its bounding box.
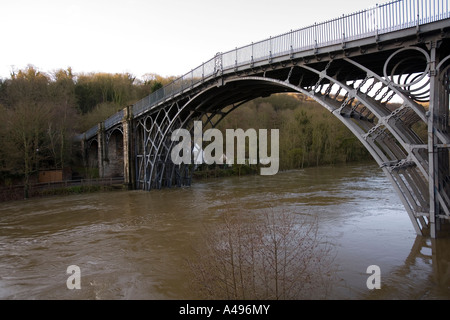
[86,138,99,170]
[97,42,449,238]
[146,70,433,236]
[104,126,124,178]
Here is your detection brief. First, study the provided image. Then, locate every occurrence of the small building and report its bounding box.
[38,168,72,183]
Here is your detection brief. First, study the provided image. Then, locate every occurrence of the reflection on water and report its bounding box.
[0,162,449,299]
[363,236,450,299]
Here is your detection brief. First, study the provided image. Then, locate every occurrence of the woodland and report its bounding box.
[0,65,372,187]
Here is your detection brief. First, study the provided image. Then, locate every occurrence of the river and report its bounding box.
[0,162,449,300]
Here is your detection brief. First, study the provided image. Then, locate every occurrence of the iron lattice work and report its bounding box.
[286,47,450,237]
[133,90,250,190]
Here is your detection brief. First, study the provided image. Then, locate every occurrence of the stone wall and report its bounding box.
[103,130,124,178]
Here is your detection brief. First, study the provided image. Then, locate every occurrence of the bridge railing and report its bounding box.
[85,125,98,140]
[104,109,124,130]
[82,0,450,140]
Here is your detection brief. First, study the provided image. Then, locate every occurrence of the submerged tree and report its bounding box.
[188,209,336,300]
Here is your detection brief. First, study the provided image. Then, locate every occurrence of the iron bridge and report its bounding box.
[78,0,450,238]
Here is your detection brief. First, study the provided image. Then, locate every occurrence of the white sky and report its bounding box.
[0,0,382,80]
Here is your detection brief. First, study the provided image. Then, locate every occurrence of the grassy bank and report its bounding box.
[0,181,126,202]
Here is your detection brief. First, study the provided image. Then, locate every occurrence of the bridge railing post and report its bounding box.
[314,23,318,53]
[416,0,421,32]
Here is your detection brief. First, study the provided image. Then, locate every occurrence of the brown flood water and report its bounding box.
[0,162,449,300]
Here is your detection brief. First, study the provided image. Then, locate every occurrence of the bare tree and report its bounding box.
[5,100,51,197]
[48,68,79,169]
[188,209,336,300]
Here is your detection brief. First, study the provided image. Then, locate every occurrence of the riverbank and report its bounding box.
[1,161,378,202]
[0,178,125,202]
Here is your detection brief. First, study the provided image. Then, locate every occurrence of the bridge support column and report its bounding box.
[428,43,439,238]
[428,41,450,238]
[97,122,106,178]
[122,106,135,189]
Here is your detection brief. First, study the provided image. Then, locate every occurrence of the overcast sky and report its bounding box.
[1,0,382,80]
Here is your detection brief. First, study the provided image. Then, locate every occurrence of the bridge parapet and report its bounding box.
[104,109,125,131]
[85,125,98,141]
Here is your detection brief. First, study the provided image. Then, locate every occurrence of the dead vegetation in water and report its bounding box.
[188,209,337,300]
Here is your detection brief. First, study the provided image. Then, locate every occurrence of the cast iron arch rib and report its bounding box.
[81,2,450,237]
[135,69,435,234]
